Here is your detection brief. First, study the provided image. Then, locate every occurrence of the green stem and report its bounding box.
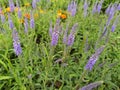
[74,70,88,89]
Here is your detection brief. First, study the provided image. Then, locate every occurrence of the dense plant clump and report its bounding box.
[0,0,120,90]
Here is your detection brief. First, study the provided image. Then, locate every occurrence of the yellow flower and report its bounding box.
[57,10,67,19]
[24,3,30,7]
[40,9,44,13]
[14,7,19,12]
[19,19,24,23]
[6,7,11,12]
[57,10,62,17]
[34,13,39,19]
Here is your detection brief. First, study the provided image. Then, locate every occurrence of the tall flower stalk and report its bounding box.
[50,18,60,46]
[67,1,77,16]
[8,14,14,29]
[16,0,22,19]
[24,17,28,33]
[0,8,5,23]
[80,81,103,90]
[107,4,116,26]
[30,11,35,29]
[85,45,105,71]
[62,23,78,60]
[96,0,104,14]
[9,0,15,12]
[83,0,88,17]
[32,0,37,9]
[12,28,22,56]
[111,15,120,32]
[92,1,98,14]
[49,18,61,62]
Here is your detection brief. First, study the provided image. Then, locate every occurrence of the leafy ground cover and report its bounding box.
[0,0,120,90]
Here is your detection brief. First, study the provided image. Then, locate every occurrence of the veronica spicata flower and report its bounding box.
[49,21,52,37]
[32,0,37,9]
[12,29,22,56]
[0,8,5,23]
[0,14,5,23]
[85,46,105,71]
[107,4,116,25]
[117,4,120,10]
[63,23,78,46]
[24,17,28,33]
[8,14,14,29]
[30,11,35,29]
[105,4,111,15]
[67,1,77,16]
[92,1,98,14]
[83,0,88,17]
[16,0,22,18]
[96,0,104,14]
[80,81,103,90]
[50,18,61,46]
[9,0,15,12]
[63,23,69,44]
[111,15,120,32]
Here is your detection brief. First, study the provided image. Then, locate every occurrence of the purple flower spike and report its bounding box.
[49,21,52,37]
[105,4,111,15]
[12,29,22,56]
[16,0,22,18]
[111,15,120,32]
[9,0,15,12]
[71,23,78,33]
[24,17,28,33]
[97,0,104,14]
[18,9,22,19]
[51,31,59,46]
[71,1,77,16]
[83,0,88,17]
[107,5,116,26]
[85,46,105,71]
[0,14,5,23]
[36,0,40,2]
[80,81,103,90]
[50,18,61,46]
[67,1,77,16]
[111,24,116,32]
[8,14,14,29]
[30,11,35,29]
[92,1,98,14]
[67,33,75,46]
[66,23,78,46]
[63,23,69,44]
[32,0,37,9]
[117,4,120,10]
[0,8,5,23]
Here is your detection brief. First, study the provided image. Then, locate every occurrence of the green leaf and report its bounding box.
[0,60,8,71]
[0,76,12,80]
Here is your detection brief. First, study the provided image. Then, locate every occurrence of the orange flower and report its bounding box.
[60,14,67,19]
[6,7,11,12]
[24,13,30,19]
